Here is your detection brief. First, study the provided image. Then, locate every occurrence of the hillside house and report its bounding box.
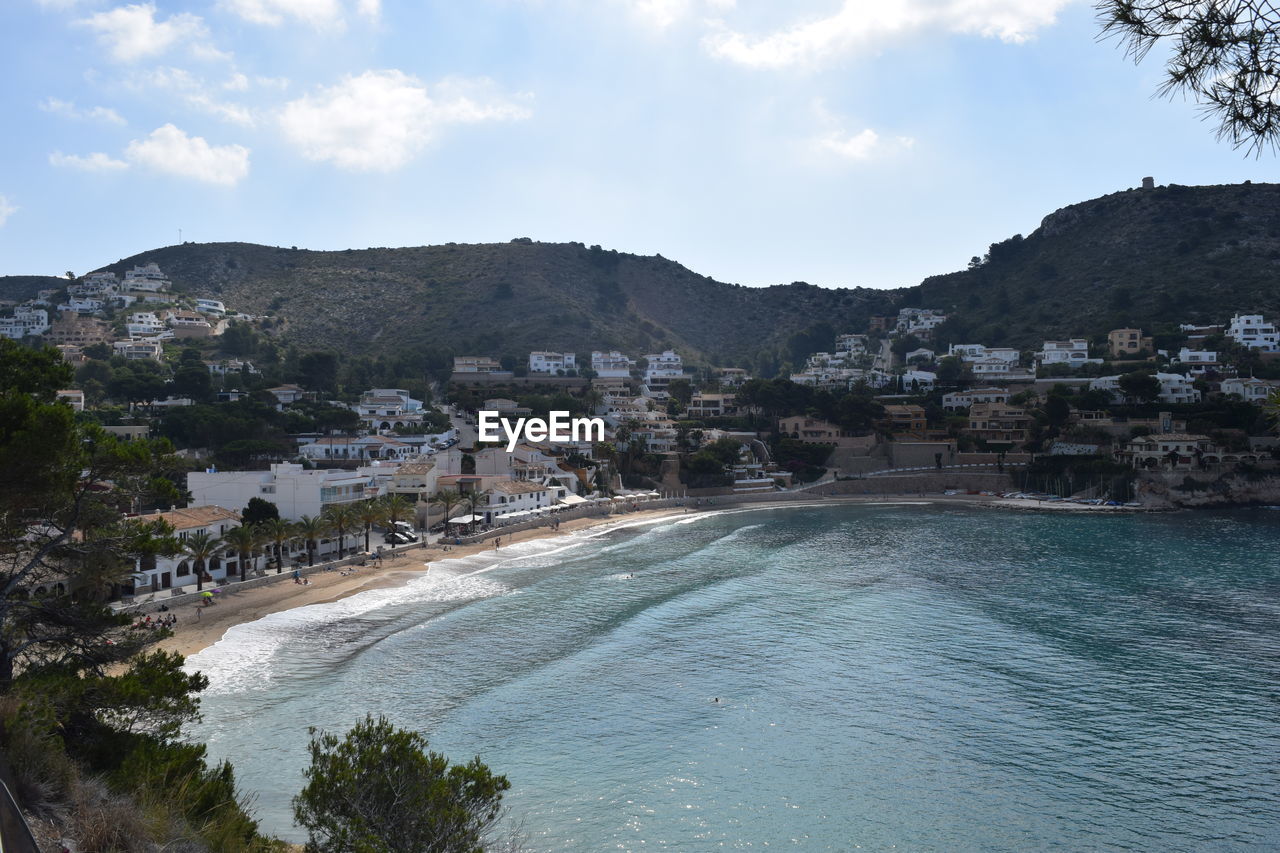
[56,389,85,411]
[355,388,424,431]
[687,393,738,419]
[966,403,1031,445]
[1226,314,1280,351]
[642,350,684,399]
[112,340,164,361]
[1037,339,1102,367]
[1108,328,1153,358]
[454,356,504,374]
[528,351,577,374]
[942,387,1011,411]
[880,404,927,437]
[1220,377,1278,402]
[591,350,635,378]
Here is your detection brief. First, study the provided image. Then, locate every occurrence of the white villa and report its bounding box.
[123,263,171,292]
[0,307,50,339]
[591,350,635,378]
[1175,348,1221,375]
[126,311,167,337]
[642,350,684,399]
[355,388,424,431]
[1226,314,1280,352]
[1089,373,1201,405]
[1220,377,1278,403]
[896,308,947,336]
[528,351,577,374]
[1038,339,1102,367]
[112,340,164,361]
[942,387,1011,411]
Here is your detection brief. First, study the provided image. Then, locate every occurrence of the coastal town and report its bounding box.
[5,260,1280,603]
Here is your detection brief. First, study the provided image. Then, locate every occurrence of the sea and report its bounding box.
[186,502,1280,851]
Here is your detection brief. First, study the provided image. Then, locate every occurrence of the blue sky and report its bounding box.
[0,0,1270,288]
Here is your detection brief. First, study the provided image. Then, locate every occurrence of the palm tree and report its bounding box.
[182,530,222,592]
[380,494,413,528]
[295,514,330,567]
[428,489,462,529]
[323,504,358,558]
[356,499,384,552]
[461,491,483,533]
[262,517,296,573]
[222,524,261,583]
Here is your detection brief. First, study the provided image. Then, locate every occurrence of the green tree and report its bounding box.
[222,524,262,583]
[182,530,223,592]
[1044,394,1071,428]
[293,714,510,853]
[295,515,330,567]
[262,516,297,573]
[323,504,358,558]
[1119,370,1162,403]
[242,496,281,527]
[380,494,413,528]
[357,499,385,552]
[429,490,462,529]
[1098,0,1280,153]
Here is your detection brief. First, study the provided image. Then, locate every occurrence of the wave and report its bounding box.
[187,570,511,695]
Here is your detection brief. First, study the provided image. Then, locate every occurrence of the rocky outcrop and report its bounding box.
[1135,469,1280,508]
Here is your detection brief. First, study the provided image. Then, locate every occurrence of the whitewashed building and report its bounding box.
[528,351,577,374]
[1038,339,1102,367]
[1226,314,1280,351]
[188,463,375,521]
[591,350,635,378]
[1220,377,1277,403]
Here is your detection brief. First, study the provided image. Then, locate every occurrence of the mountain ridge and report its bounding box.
[3,181,1278,366]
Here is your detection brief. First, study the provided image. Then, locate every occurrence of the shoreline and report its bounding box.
[160,492,1144,661]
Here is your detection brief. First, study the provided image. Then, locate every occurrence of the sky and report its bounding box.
[0,0,1271,289]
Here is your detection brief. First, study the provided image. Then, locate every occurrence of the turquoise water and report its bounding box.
[187,503,1280,850]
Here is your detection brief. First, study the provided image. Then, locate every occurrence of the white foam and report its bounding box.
[187,570,510,694]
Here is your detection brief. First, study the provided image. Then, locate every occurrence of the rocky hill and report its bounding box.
[903,181,1280,348]
[2,181,1278,366]
[92,240,884,372]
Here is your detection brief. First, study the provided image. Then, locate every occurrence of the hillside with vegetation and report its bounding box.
[907,181,1280,350]
[2,181,1278,370]
[84,241,881,376]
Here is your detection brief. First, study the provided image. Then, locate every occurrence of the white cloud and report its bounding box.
[816,128,914,160]
[356,0,380,19]
[0,195,15,228]
[704,0,1073,68]
[49,151,131,171]
[129,67,255,126]
[39,97,126,125]
[77,3,211,62]
[279,70,531,171]
[224,72,250,91]
[125,124,250,185]
[220,0,357,28]
[630,0,692,28]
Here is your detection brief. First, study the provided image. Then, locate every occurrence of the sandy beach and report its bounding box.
[157,491,1132,661]
[157,506,688,659]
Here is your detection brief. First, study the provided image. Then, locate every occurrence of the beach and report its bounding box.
[157,506,688,659]
[159,491,1136,661]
